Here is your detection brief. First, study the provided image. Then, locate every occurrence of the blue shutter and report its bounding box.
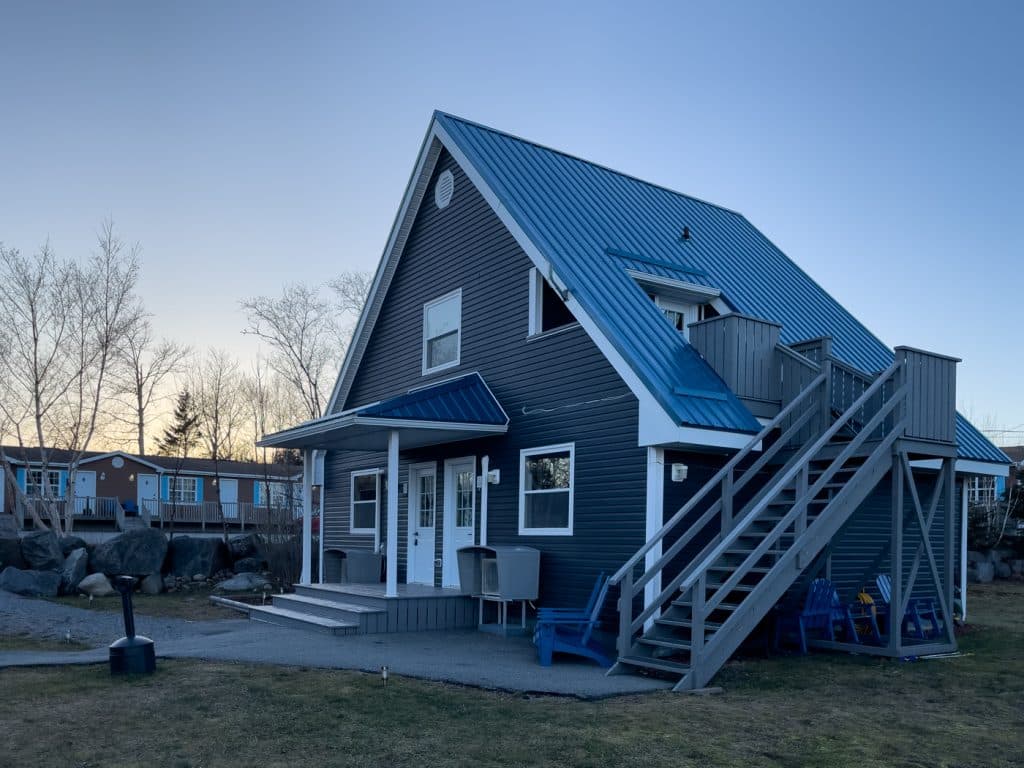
[195,477,204,503]
[15,468,26,491]
[253,481,261,506]
[58,471,68,498]
[160,475,169,500]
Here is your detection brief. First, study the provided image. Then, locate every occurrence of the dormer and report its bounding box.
[629,271,727,339]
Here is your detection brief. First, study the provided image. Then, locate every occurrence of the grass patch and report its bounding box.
[4,583,1023,767]
[0,634,93,652]
[48,588,236,621]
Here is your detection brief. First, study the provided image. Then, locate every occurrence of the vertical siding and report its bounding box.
[323,150,646,608]
[689,314,781,403]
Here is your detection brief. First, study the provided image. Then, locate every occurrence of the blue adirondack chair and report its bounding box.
[775,578,881,654]
[534,575,612,668]
[876,574,943,639]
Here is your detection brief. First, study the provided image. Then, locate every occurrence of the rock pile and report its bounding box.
[0,528,277,598]
[967,548,1024,583]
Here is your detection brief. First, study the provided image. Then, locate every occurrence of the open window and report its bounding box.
[649,294,719,338]
[627,270,724,339]
[528,268,576,336]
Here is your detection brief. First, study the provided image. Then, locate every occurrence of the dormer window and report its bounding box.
[649,295,719,338]
[528,267,576,336]
[422,289,462,374]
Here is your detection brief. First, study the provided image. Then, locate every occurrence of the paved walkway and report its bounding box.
[0,592,670,698]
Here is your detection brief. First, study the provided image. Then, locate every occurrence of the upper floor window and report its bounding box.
[528,268,576,336]
[649,294,718,338]
[26,469,61,498]
[422,289,462,374]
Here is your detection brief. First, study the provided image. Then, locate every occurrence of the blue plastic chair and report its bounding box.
[876,574,943,639]
[776,578,880,654]
[536,572,605,624]
[534,575,612,668]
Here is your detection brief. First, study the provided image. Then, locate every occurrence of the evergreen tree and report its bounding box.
[155,390,202,458]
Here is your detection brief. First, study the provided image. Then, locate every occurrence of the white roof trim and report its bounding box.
[910,458,1010,477]
[78,451,164,472]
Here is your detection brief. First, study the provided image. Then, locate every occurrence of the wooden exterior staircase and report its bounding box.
[610,324,959,691]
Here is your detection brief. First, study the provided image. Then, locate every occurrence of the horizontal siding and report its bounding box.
[325,149,646,608]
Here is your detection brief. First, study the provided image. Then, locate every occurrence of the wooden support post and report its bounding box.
[385,430,399,598]
[889,449,904,655]
[944,457,956,644]
[721,469,734,534]
[691,574,706,673]
[618,571,633,659]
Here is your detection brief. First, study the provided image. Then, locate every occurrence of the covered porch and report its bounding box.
[257,373,509,599]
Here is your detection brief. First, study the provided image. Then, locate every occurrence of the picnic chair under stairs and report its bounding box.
[534,574,612,668]
[875,573,943,639]
[775,578,881,654]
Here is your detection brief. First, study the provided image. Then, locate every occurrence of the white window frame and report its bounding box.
[26,469,61,498]
[652,295,703,339]
[518,442,575,536]
[350,469,380,536]
[168,476,198,504]
[422,288,462,375]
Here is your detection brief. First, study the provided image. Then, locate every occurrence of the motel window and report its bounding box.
[168,476,198,504]
[422,289,462,374]
[26,469,61,498]
[519,443,574,535]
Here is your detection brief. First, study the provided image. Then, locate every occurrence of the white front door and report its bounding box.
[442,456,476,588]
[138,474,158,518]
[219,478,239,518]
[74,471,96,515]
[407,462,437,585]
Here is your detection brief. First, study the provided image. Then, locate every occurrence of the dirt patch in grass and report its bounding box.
[5,584,1023,768]
[48,589,235,621]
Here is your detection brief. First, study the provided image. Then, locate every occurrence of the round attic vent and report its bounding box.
[435,170,454,209]
[111,456,125,469]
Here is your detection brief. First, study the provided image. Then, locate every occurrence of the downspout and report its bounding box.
[479,455,489,547]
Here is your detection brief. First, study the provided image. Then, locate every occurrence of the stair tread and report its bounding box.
[275,594,385,614]
[673,599,741,611]
[638,637,691,650]
[248,605,359,629]
[618,655,690,675]
[708,565,770,574]
[655,617,723,630]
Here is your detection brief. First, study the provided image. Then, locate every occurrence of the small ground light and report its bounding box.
[381,665,389,686]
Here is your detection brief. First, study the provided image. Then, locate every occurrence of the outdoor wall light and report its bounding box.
[100,472,106,481]
[129,474,135,483]
[212,478,218,487]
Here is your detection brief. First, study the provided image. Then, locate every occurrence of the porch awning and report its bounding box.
[256,373,509,452]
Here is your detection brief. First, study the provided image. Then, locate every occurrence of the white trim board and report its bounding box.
[909,459,1010,477]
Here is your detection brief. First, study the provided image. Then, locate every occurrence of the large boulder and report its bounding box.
[974,561,995,583]
[139,571,163,595]
[20,530,64,571]
[215,572,271,592]
[0,534,27,570]
[91,529,168,576]
[168,536,229,579]
[0,566,61,597]
[0,515,18,534]
[232,556,265,574]
[78,572,116,597]
[228,534,260,561]
[59,535,88,557]
[60,547,89,593]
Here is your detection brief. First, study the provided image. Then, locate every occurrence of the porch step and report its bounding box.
[638,637,691,652]
[618,654,690,676]
[273,594,385,627]
[247,604,359,636]
[655,617,723,632]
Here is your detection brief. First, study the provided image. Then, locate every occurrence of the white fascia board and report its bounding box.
[638,394,758,450]
[354,417,508,434]
[325,123,444,416]
[910,458,1010,477]
[626,270,721,301]
[78,451,165,472]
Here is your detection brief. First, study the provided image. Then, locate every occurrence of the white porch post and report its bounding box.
[386,430,400,598]
[301,448,313,585]
[960,480,969,622]
[479,455,489,546]
[644,447,664,630]
[316,450,325,585]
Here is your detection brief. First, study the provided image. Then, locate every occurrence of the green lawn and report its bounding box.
[3,583,1022,768]
[47,587,238,621]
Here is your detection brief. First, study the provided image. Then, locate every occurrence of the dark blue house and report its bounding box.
[259,112,1009,689]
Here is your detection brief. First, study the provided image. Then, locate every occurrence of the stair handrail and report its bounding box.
[610,369,828,588]
[628,357,904,635]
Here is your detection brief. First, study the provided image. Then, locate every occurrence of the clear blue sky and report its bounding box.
[1,1,1021,441]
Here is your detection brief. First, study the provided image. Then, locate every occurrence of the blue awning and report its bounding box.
[257,373,509,452]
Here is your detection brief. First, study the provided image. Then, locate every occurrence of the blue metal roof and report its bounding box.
[435,112,1007,465]
[359,373,508,426]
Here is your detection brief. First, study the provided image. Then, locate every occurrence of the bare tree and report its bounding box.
[0,222,143,534]
[112,320,190,454]
[243,357,306,463]
[191,349,248,464]
[241,273,369,421]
